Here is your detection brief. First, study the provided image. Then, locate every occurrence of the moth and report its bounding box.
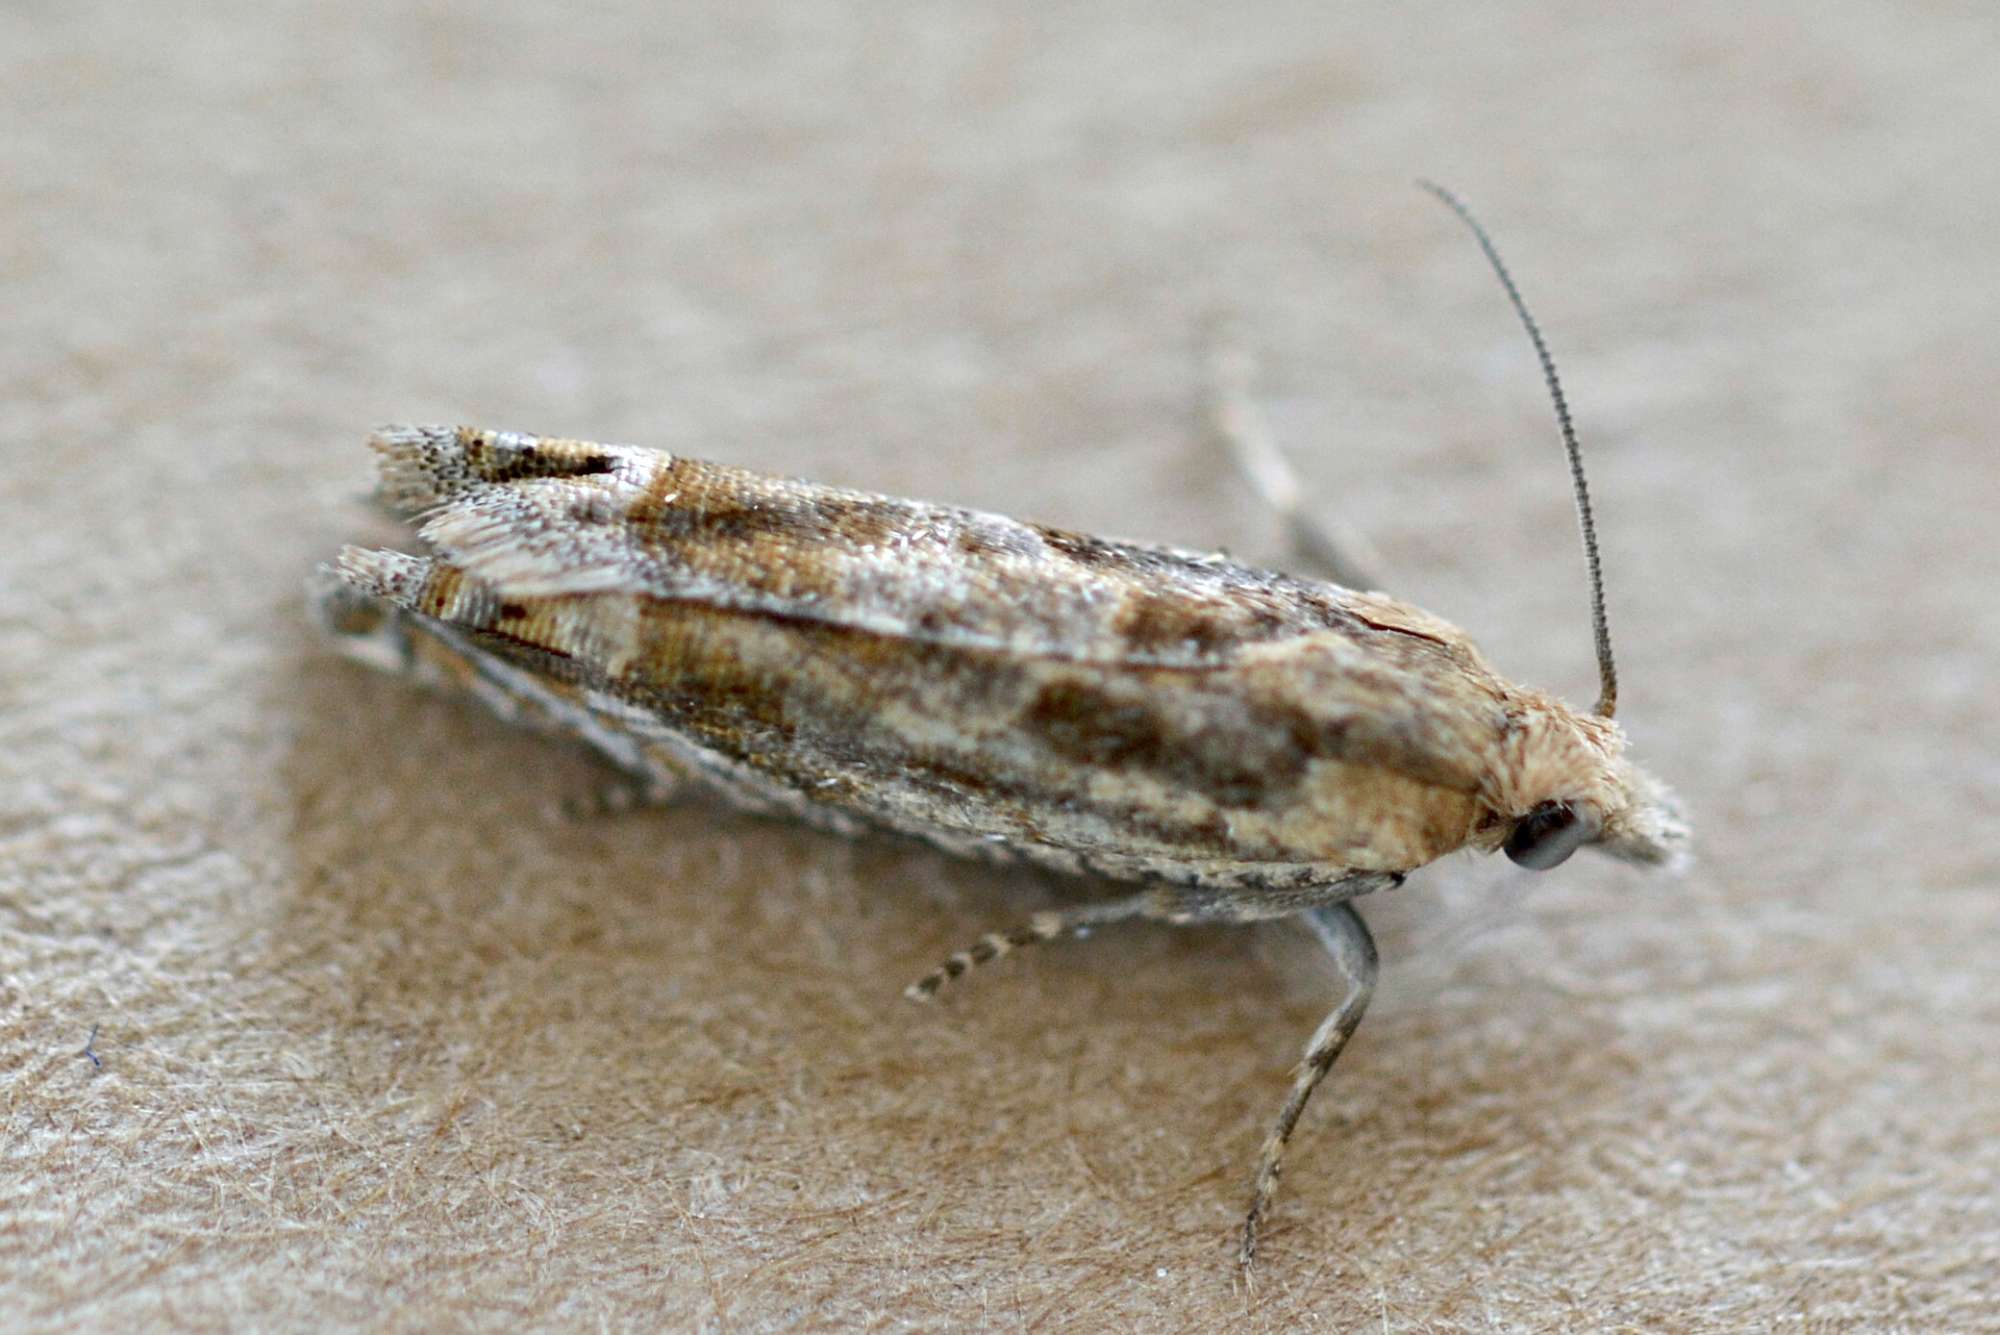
[309,185,1688,1268]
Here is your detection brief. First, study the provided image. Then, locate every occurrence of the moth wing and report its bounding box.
[336,427,1507,797]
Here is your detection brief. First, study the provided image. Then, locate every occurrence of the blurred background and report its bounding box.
[5,3,1996,1329]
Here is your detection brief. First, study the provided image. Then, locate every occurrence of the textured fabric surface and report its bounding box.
[5,4,1996,1329]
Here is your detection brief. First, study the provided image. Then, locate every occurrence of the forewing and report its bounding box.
[334,426,1509,814]
[358,426,1387,666]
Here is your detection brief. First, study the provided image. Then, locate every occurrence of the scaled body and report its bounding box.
[316,428,1680,918]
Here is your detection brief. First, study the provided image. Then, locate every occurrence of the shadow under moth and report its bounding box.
[309,184,1688,1270]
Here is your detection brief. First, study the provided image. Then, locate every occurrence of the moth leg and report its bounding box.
[903,889,1162,1001]
[555,773,687,821]
[1240,901,1379,1270]
[1207,331,1386,591]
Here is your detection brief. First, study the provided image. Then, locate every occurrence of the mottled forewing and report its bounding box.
[327,428,1509,876]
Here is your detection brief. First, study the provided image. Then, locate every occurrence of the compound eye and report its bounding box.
[1504,801,1599,870]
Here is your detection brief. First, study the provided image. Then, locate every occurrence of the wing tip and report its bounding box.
[365,425,633,515]
[332,545,433,606]
[367,425,473,514]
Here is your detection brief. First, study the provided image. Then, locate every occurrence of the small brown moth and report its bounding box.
[310,184,1687,1268]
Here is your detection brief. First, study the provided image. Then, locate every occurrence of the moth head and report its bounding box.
[1502,778,1688,870]
[1422,182,1688,873]
[1493,710,1691,874]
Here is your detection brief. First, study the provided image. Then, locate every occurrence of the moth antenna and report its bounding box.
[1416,180,1618,718]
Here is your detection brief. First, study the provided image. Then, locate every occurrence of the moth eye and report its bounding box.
[1504,801,1599,870]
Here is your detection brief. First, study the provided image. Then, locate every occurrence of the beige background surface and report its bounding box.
[5,3,1997,1330]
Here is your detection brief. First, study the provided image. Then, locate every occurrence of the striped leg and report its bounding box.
[903,890,1158,1001]
[1240,901,1379,1270]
